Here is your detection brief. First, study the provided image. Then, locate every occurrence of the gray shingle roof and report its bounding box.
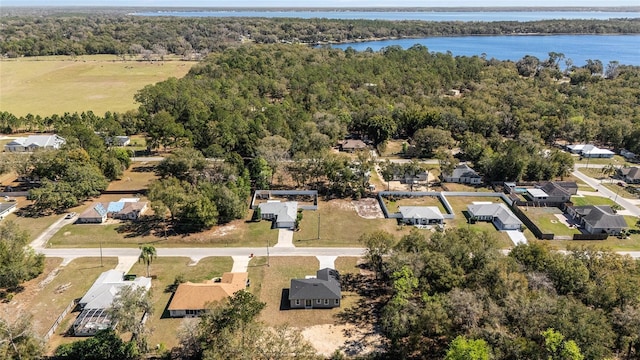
[581,205,628,230]
[398,206,444,220]
[540,182,571,197]
[258,201,298,223]
[449,163,481,179]
[289,268,341,300]
[467,203,522,226]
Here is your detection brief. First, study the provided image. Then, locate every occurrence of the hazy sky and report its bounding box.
[1,0,638,7]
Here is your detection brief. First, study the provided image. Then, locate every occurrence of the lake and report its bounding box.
[132,10,640,21]
[328,34,640,66]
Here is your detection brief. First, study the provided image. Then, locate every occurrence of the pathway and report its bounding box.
[316,256,337,269]
[29,215,76,250]
[274,229,295,248]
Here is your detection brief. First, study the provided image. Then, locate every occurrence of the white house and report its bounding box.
[398,206,444,225]
[74,270,151,336]
[566,144,615,158]
[443,163,482,184]
[467,203,523,231]
[4,135,65,152]
[258,201,298,229]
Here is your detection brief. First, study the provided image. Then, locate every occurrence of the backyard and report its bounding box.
[519,206,581,236]
[127,256,233,351]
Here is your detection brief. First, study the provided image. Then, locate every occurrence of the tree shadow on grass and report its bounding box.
[335,273,388,328]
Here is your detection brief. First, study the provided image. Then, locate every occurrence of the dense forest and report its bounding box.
[1,44,639,191]
[359,228,640,359]
[1,15,640,57]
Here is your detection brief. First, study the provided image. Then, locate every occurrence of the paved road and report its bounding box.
[572,168,640,217]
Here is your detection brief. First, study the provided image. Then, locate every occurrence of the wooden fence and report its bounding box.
[45,298,79,341]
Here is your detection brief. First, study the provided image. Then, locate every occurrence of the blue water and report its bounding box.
[131,10,640,21]
[329,35,640,66]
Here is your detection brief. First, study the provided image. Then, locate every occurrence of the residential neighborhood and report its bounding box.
[1,10,640,359]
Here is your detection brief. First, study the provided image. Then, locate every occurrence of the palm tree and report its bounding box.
[138,244,156,278]
[601,163,617,182]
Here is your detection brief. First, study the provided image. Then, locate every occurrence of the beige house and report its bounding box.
[168,272,249,317]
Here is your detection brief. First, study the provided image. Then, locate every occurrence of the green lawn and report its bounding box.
[571,195,617,207]
[293,199,410,247]
[0,56,195,117]
[601,183,639,200]
[574,155,627,166]
[248,256,360,328]
[126,257,233,351]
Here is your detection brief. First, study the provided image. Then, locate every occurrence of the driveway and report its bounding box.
[29,215,77,249]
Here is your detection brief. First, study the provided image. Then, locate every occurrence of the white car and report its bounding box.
[65,212,77,219]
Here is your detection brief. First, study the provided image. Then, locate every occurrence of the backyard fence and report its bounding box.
[45,298,79,341]
[250,190,318,210]
[572,233,609,240]
[511,204,554,240]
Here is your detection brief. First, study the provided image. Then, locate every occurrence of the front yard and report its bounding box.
[293,199,411,247]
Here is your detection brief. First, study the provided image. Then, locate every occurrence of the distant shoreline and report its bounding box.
[2,6,640,12]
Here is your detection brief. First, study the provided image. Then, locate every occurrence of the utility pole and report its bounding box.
[267,237,270,267]
[100,242,103,267]
[317,212,321,240]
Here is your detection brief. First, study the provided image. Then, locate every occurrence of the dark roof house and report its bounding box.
[619,167,640,184]
[289,268,341,309]
[567,205,627,235]
[338,139,367,152]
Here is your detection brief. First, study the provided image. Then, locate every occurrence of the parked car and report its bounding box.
[65,212,77,219]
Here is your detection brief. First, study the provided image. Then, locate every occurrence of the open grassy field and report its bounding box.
[126,256,233,351]
[575,155,627,166]
[571,195,617,207]
[0,56,196,117]
[248,256,361,328]
[293,199,411,247]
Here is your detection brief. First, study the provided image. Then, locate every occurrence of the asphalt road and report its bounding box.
[572,167,640,217]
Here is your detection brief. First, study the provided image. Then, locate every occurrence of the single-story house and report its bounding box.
[168,272,249,317]
[524,182,571,203]
[4,134,65,152]
[443,163,482,184]
[467,203,523,231]
[258,201,298,229]
[566,144,615,158]
[0,202,17,220]
[549,181,579,195]
[620,149,637,161]
[398,206,444,225]
[289,268,341,309]
[392,169,428,184]
[567,205,628,235]
[338,139,368,153]
[74,270,151,336]
[77,199,148,224]
[619,167,640,184]
[77,203,109,224]
[109,136,131,147]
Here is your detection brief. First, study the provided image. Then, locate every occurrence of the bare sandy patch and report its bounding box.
[352,198,384,219]
[301,323,383,357]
